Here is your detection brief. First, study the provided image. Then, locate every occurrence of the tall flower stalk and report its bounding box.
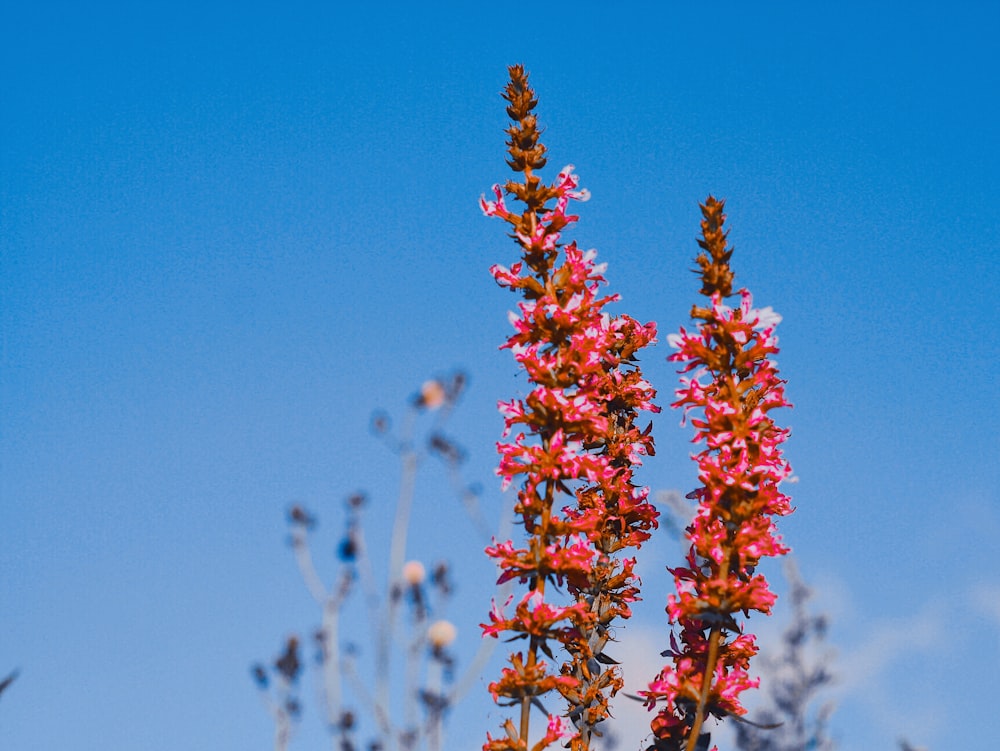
[480,65,660,751]
[643,198,793,751]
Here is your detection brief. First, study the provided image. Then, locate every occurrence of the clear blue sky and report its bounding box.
[2,2,998,750]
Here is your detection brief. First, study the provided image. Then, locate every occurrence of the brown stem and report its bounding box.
[519,691,532,743]
[519,476,554,744]
[685,626,722,751]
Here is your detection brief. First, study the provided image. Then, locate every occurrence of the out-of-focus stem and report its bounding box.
[442,458,493,543]
[321,587,343,751]
[292,525,353,751]
[274,709,289,751]
[388,410,420,579]
[351,507,383,654]
[425,650,447,751]
[449,494,513,704]
[341,648,395,738]
[405,607,427,730]
[378,408,419,750]
[271,677,292,751]
[291,527,328,605]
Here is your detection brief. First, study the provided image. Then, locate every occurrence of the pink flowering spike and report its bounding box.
[483,65,659,751]
[646,196,793,751]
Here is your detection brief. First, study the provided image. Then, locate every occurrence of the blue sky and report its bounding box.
[2,2,998,750]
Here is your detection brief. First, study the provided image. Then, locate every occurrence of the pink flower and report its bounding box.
[540,715,572,747]
[554,164,591,202]
[480,184,509,217]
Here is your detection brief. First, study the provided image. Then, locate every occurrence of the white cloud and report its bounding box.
[809,578,948,750]
[971,582,1000,627]
[606,621,667,750]
[835,602,943,694]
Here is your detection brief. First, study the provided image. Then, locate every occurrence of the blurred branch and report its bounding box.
[254,371,501,751]
[0,669,18,700]
[252,638,302,751]
[733,560,836,751]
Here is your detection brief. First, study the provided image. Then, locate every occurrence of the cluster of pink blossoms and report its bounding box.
[643,198,793,751]
[480,66,660,751]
